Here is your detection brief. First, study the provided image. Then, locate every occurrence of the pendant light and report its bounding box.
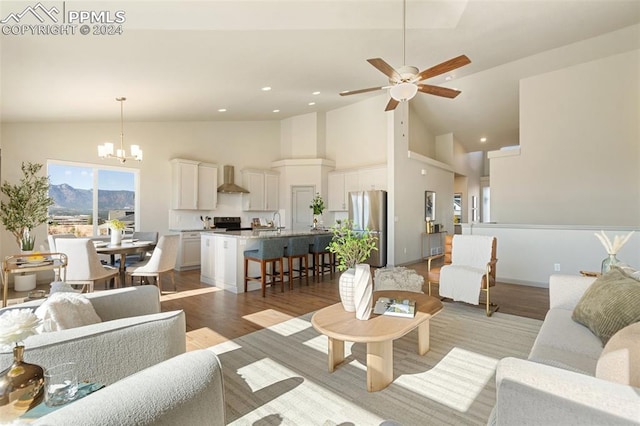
[98,97,143,163]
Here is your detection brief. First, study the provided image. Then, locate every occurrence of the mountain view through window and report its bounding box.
[47,162,137,237]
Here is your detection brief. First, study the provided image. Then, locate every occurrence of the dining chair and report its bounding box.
[47,234,76,253]
[55,238,120,292]
[122,231,159,265]
[126,234,179,292]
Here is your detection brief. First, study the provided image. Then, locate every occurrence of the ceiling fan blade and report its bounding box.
[414,55,471,82]
[385,98,399,111]
[367,58,401,81]
[417,84,461,99]
[339,86,385,96]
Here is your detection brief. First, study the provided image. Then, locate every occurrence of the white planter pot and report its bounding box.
[14,273,37,292]
[353,264,373,320]
[339,269,356,312]
[339,264,373,319]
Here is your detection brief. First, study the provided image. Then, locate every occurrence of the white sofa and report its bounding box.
[0,286,186,386]
[491,274,640,425]
[0,286,226,425]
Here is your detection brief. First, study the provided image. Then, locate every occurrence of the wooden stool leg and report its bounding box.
[244,258,249,293]
[261,260,267,297]
[304,255,309,285]
[289,256,294,290]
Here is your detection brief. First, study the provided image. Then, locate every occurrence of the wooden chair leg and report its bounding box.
[304,255,309,285]
[289,256,294,290]
[279,258,285,292]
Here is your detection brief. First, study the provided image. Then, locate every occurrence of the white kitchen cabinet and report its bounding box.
[200,234,237,289]
[358,165,387,191]
[176,231,202,271]
[327,170,359,211]
[171,159,218,210]
[242,169,279,211]
[200,236,214,281]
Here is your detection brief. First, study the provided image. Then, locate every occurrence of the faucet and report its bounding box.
[272,211,282,230]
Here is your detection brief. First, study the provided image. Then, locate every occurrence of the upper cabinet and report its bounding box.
[171,159,218,210]
[328,165,387,211]
[242,169,279,211]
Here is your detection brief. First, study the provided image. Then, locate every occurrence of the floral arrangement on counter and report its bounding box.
[0,309,41,350]
[310,193,325,215]
[106,219,126,231]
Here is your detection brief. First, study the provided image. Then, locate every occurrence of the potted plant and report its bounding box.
[106,219,126,245]
[309,193,325,228]
[0,162,54,291]
[328,219,377,317]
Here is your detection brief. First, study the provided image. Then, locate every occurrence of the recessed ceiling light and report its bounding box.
[273,109,280,113]
[218,108,227,112]
[261,86,272,91]
[445,76,453,81]
[308,102,316,106]
[312,91,321,95]
[480,137,487,142]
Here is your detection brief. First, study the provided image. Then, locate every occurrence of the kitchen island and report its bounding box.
[200,229,332,293]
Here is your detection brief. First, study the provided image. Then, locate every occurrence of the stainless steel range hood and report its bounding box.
[217,165,249,193]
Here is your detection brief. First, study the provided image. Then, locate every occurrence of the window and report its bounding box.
[47,161,139,237]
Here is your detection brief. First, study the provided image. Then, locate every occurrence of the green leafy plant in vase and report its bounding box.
[0,162,53,291]
[328,219,377,315]
[309,193,325,228]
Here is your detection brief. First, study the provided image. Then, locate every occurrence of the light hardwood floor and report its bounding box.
[6,262,549,351]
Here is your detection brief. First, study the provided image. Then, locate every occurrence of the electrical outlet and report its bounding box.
[554,263,561,272]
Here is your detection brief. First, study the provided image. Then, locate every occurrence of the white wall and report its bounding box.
[280,112,326,159]
[325,94,388,169]
[0,120,280,258]
[466,223,640,286]
[490,49,640,226]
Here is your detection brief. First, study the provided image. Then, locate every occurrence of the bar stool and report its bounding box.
[309,234,335,281]
[244,238,287,297]
[284,236,311,288]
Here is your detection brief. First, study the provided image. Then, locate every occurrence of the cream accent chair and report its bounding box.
[55,238,120,292]
[427,234,498,316]
[126,234,179,291]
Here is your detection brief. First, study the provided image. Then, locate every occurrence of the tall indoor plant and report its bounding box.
[328,220,377,318]
[0,162,54,290]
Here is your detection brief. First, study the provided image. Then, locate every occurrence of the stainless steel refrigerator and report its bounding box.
[348,190,387,267]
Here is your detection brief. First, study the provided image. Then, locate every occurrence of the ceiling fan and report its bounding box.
[339,0,471,111]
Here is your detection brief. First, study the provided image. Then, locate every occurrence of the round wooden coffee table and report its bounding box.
[311,290,443,392]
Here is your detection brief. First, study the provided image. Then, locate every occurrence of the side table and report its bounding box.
[2,253,67,307]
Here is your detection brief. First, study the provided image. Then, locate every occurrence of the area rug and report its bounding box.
[208,302,542,426]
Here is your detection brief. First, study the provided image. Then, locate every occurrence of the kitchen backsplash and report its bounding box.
[168,193,280,230]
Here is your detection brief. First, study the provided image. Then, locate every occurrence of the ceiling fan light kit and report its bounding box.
[390,82,418,102]
[340,0,471,111]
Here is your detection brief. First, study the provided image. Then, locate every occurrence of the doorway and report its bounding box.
[291,186,315,231]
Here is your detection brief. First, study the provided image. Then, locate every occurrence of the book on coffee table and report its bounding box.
[373,297,416,318]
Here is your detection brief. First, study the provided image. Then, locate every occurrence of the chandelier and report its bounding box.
[98,97,142,163]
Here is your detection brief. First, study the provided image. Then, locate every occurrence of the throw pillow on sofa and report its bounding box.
[596,322,640,387]
[35,292,102,332]
[572,268,640,345]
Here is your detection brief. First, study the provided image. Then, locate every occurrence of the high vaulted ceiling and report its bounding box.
[1,0,639,152]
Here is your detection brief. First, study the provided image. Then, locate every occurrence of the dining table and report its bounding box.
[93,239,156,285]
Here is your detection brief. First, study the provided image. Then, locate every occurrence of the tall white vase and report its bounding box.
[339,268,356,312]
[353,264,373,320]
